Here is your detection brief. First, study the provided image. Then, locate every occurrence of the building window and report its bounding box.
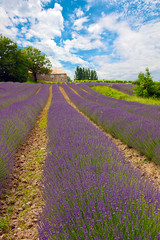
[61,74,64,77]
[51,75,54,78]
[41,73,45,76]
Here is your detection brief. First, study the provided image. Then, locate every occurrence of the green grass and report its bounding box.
[26,80,65,84]
[0,215,10,232]
[74,79,134,83]
[91,85,160,105]
[26,78,36,83]
[37,80,65,84]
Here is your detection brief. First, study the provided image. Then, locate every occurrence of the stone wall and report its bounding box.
[36,73,67,82]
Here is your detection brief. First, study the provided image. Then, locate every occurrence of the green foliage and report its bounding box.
[92,85,160,106]
[74,66,98,81]
[75,79,133,83]
[22,46,52,82]
[154,82,160,97]
[0,35,52,83]
[0,215,10,232]
[92,86,130,100]
[0,35,29,82]
[67,76,72,82]
[134,68,159,98]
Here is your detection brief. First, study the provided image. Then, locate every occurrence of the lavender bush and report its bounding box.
[79,82,135,95]
[63,84,160,165]
[0,82,30,97]
[0,83,49,196]
[38,84,160,240]
[111,83,135,95]
[71,83,160,123]
[69,83,160,124]
[0,83,41,109]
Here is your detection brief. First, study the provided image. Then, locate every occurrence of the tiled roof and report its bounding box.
[50,69,66,74]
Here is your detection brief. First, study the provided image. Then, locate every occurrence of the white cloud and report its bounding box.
[0,7,18,39]
[26,4,64,40]
[75,7,84,18]
[31,39,88,66]
[73,16,89,31]
[64,34,104,52]
[48,56,63,69]
[0,7,12,26]
[63,68,75,80]
[86,0,160,25]
[90,15,160,81]
[0,0,42,19]
[114,21,160,63]
[0,1,64,41]
[88,13,126,36]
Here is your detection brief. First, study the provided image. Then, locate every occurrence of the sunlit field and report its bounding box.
[0,82,160,239]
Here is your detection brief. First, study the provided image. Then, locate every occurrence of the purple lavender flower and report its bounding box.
[38,84,160,240]
[0,83,50,195]
[63,83,160,164]
[0,83,41,109]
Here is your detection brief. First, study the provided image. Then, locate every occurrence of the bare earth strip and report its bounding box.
[59,86,160,191]
[0,85,52,240]
[35,86,41,95]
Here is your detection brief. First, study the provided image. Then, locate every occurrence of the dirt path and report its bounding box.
[35,86,41,95]
[59,86,160,191]
[0,86,52,240]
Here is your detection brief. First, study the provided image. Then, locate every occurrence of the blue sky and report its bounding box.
[0,0,160,80]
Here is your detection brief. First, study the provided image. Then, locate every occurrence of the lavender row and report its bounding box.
[39,84,160,239]
[0,82,32,97]
[80,82,135,95]
[72,83,160,122]
[0,84,49,196]
[78,82,110,98]
[0,82,22,96]
[0,83,41,110]
[62,84,160,165]
[111,83,135,95]
[78,82,160,111]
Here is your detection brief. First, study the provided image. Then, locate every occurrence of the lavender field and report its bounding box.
[81,82,135,96]
[63,83,160,165]
[39,84,160,239]
[0,82,49,196]
[0,82,160,239]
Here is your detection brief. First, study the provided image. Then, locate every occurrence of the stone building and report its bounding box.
[36,69,67,82]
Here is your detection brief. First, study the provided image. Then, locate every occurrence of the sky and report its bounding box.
[0,0,160,81]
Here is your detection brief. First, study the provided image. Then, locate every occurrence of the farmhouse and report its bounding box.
[37,69,67,82]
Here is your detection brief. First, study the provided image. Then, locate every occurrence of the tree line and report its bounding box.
[74,66,98,81]
[0,34,52,82]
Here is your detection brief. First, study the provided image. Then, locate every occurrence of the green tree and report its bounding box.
[134,67,155,98]
[90,70,98,80]
[74,66,98,81]
[87,68,91,80]
[84,68,91,80]
[74,66,79,80]
[22,46,52,82]
[67,76,72,82]
[94,70,98,80]
[0,35,29,82]
[79,67,83,80]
